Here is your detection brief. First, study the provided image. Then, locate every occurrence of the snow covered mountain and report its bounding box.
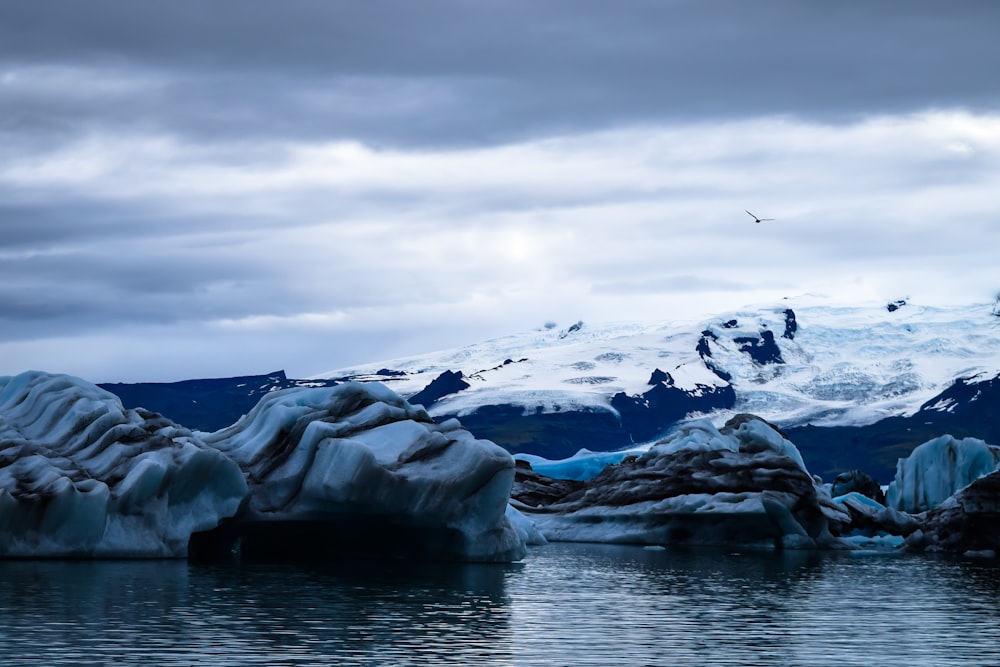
[310,299,1000,479]
[99,299,1000,484]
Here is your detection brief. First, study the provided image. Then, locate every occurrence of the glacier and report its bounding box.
[306,300,1000,480]
[0,372,526,562]
[314,301,1000,429]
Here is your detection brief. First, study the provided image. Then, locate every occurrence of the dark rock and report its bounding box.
[648,369,674,386]
[721,319,739,329]
[704,360,732,383]
[887,299,907,312]
[559,321,584,338]
[696,330,717,359]
[782,309,798,340]
[734,330,784,365]
[831,470,886,505]
[408,370,471,408]
[610,380,736,444]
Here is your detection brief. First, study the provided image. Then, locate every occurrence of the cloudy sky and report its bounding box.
[2,1,999,383]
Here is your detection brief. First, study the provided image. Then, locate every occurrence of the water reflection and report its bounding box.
[1,546,999,666]
[0,559,518,666]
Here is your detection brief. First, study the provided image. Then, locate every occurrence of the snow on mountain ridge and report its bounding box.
[314,301,1000,430]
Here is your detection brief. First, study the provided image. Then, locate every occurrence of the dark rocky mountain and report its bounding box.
[785,373,1000,483]
[100,371,341,432]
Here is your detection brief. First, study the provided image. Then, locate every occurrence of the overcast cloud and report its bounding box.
[2,1,999,382]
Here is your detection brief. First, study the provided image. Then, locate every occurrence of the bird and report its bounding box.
[746,210,774,223]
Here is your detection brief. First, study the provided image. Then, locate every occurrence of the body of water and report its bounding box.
[1,543,999,666]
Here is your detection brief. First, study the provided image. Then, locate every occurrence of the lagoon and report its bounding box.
[1,544,998,666]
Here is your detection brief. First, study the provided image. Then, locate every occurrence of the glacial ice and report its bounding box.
[885,435,1000,513]
[511,415,851,550]
[0,372,247,557]
[514,449,636,481]
[0,372,526,562]
[199,381,526,562]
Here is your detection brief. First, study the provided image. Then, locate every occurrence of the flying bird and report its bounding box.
[746,210,774,224]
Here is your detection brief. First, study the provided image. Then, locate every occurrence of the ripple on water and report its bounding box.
[1,546,999,666]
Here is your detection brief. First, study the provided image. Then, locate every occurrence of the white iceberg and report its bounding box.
[885,435,1000,513]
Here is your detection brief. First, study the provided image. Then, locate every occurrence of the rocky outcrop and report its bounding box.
[407,370,470,408]
[609,379,736,445]
[733,330,784,365]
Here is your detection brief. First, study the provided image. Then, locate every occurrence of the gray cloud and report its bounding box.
[2,1,999,381]
[3,1,999,149]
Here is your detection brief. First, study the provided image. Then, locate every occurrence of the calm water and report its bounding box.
[1,543,999,666]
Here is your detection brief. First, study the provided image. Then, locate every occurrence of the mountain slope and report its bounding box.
[99,371,341,432]
[100,299,1000,483]
[311,300,1000,472]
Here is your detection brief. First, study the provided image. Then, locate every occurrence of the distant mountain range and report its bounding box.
[102,299,1000,483]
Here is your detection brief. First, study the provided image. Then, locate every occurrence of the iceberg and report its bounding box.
[1,372,526,562]
[514,449,636,481]
[906,467,1000,555]
[885,435,1000,513]
[0,372,246,557]
[832,492,919,544]
[511,415,851,550]
[194,381,526,562]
